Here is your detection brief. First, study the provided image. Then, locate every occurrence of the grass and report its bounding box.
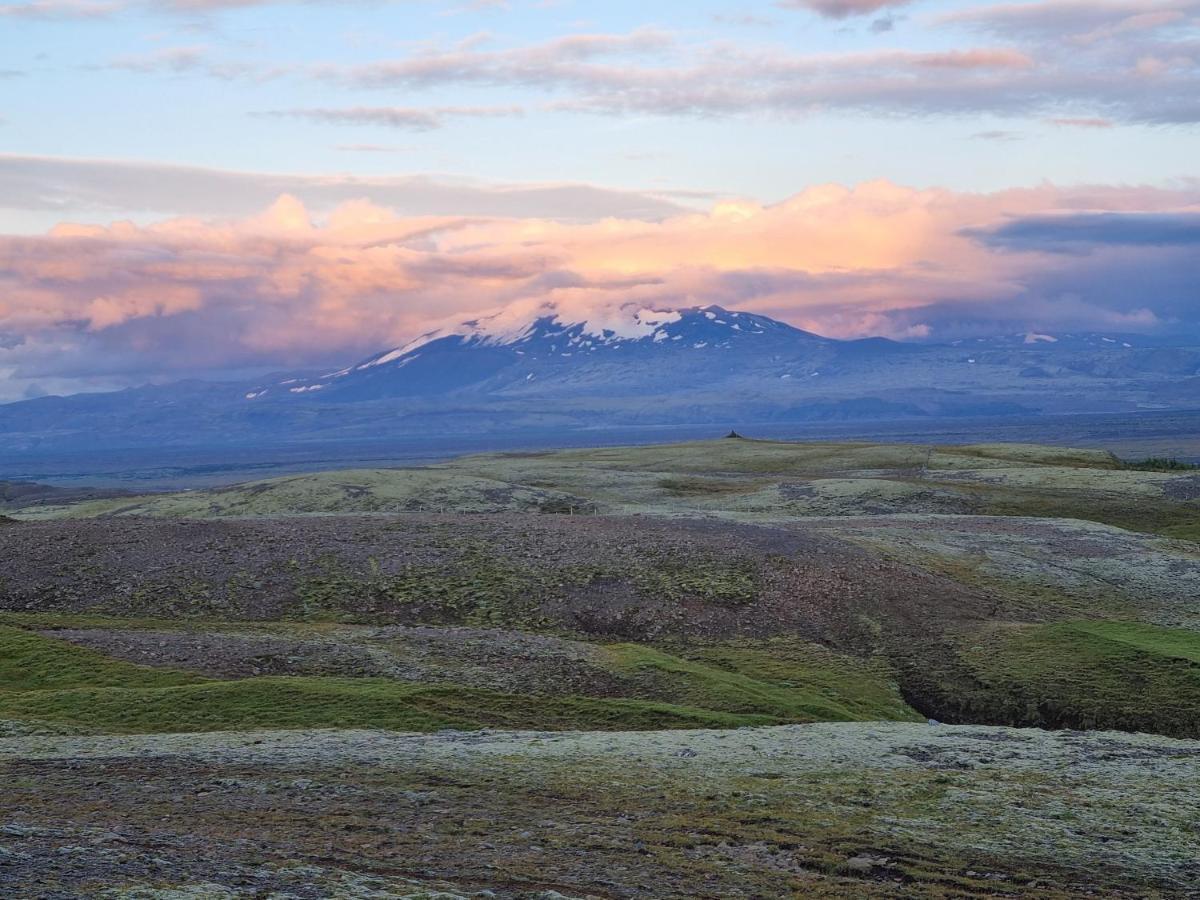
[5,612,1200,738]
[981,490,1200,538]
[0,676,781,734]
[1123,457,1200,472]
[897,621,1200,737]
[1161,521,1200,543]
[1067,620,1200,665]
[656,476,761,497]
[0,625,203,693]
[608,642,921,724]
[0,626,776,733]
[0,624,920,735]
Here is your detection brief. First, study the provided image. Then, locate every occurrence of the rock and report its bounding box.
[845,854,889,874]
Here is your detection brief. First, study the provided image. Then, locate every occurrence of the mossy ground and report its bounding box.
[0,676,777,735]
[4,438,1200,737]
[609,641,921,723]
[14,438,1198,543]
[4,437,1200,895]
[288,544,763,626]
[0,624,203,693]
[5,723,1198,897]
[895,621,1200,737]
[0,623,920,735]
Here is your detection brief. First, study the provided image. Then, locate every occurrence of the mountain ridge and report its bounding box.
[2,304,1200,451]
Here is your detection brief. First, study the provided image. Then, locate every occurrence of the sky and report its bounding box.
[0,0,1198,400]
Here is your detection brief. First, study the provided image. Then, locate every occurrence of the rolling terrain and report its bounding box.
[3,436,1200,896]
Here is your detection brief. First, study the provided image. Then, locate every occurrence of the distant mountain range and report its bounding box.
[3,304,1200,451]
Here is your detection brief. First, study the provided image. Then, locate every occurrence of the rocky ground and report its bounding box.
[0,514,997,644]
[3,722,1199,898]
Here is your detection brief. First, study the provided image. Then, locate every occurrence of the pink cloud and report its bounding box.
[1049,116,1115,128]
[1,181,1198,385]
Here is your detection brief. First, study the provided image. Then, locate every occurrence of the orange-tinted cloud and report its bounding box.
[1,181,1198,392]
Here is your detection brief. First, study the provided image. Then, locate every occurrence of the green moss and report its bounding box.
[656,476,761,497]
[0,625,203,694]
[289,549,554,627]
[285,544,765,626]
[895,621,1200,737]
[986,493,1200,537]
[1161,521,1200,543]
[0,675,776,735]
[0,621,922,734]
[1122,457,1200,472]
[607,641,921,723]
[1055,620,1200,665]
[630,555,761,606]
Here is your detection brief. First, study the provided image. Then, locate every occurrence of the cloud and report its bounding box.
[0,0,122,19]
[262,104,524,131]
[1049,116,1114,128]
[324,28,675,91]
[103,45,274,80]
[1,180,1198,395]
[940,0,1200,42]
[335,143,414,153]
[0,154,688,223]
[305,16,1199,126]
[37,13,1199,128]
[970,212,1200,251]
[0,0,412,18]
[971,129,1024,141]
[777,0,913,20]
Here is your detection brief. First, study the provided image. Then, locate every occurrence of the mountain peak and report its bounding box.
[246,304,833,402]
[334,304,819,374]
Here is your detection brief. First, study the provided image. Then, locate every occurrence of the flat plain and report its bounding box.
[3,437,1200,897]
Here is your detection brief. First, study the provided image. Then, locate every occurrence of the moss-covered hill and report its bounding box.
[11,438,1200,539]
[2,438,1199,739]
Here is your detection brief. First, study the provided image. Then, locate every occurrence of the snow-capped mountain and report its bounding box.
[245,305,849,403]
[5,304,1200,452]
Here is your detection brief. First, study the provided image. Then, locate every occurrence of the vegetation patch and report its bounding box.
[981,490,1200,537]
[895,621,1200,737]
[288,545,765,626]
[1161,521,1200,543]
[656,476,761,497]
[1123,457,1200,472]
[0,622,925,735]
[0,625,203,694]
[0,675,785,734]
[630,554,762,607]
[608,641,921,723]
